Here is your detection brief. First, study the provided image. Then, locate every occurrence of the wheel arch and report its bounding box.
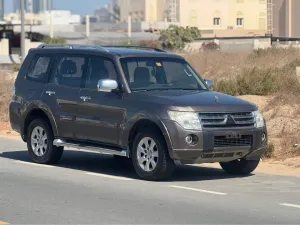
[22,107,58,142]
[125,118,173,158]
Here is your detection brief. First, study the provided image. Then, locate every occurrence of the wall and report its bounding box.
[272,0,300,37]
[290,0,300,37]
[178,0,266,32]
[0,38,9,55]
[227,0,267,30]
[186,37,271,52]
[179,0,230,29]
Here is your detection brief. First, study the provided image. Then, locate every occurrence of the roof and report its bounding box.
[34,44,183,59]
[104,47,181,58]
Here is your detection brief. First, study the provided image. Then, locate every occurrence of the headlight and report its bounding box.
[168,111,202,130]
[254,110,265,128]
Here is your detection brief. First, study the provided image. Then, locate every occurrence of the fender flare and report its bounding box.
[21,101,59,141]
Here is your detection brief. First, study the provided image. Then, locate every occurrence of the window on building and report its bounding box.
[237,18,244,26]
[27,56,51,82]
[213,17,221,26]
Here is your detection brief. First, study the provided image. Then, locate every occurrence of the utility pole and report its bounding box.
[20,0,25,62]
[50,12,53,38]
[128,15,131,45]
[86,15,90,38]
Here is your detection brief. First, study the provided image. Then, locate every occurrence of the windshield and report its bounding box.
[120,57,208,92]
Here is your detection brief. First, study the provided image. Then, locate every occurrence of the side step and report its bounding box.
[53,139,128,157]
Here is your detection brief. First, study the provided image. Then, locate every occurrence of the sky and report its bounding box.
[4,0,109,16]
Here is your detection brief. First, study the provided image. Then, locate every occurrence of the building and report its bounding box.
[119,0,268,36]
[0,0,4,21]
[94,6,111,23]
[108,0,120,23]
[272,0,300,37]
[14,0,53,13]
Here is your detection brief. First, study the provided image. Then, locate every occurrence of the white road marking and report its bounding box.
[169,185,227,196]
[86,172,133,181]
[280,203,300,209]
[16,160,54,168]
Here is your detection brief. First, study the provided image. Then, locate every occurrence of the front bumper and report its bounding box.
[162,120,267,164]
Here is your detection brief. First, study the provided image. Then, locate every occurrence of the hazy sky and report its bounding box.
[5,0,109,15]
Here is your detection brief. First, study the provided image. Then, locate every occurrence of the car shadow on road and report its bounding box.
[0,149,253,182]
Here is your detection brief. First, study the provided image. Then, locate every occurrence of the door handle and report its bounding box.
[46,91,55,96]
[80,96,91,102]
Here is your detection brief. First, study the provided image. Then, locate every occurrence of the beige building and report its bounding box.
[272,0,300,37]
[120,0,268,35]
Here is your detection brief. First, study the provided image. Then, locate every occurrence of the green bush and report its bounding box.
[159,25,201,50]
[119,40,137,46]
[43,36,67,44]
[262,142,275,159]
[202,41,220,51]
[139,40,162,49]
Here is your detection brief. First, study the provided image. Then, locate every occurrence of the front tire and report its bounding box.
[131,129,175,181]
[220,159,260,175]
[27,118,64,164]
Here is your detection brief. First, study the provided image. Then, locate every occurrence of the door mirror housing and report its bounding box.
[97,79,118,92]
[204,79,214,88]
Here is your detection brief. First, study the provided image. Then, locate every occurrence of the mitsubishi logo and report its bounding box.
[226,115,236,125]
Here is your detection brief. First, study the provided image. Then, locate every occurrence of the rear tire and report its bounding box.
[131,129,175,181]
[27,118,64,164]
[220,159,260,175]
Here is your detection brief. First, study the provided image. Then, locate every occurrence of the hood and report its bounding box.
[129,90,258,112]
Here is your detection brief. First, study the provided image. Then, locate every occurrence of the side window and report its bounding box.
[27,56,51,82]
[85,56,118,90]
[49,55,86,88]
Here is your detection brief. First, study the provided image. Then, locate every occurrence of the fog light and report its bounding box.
[185,134,199,146]
[262,133,266,142]
[185,135,193,145]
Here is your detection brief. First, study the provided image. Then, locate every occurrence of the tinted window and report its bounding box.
[49,55,86,88]
[120,57,207,91]
[27,56,51,82]
[85,56,118,89]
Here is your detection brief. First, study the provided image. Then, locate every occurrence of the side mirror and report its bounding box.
[204,79,214,88]
[97,79,118,92]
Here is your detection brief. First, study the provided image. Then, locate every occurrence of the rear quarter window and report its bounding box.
[27,55,51,82]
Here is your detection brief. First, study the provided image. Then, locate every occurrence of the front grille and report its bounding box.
[198,112,255,128]
[214,135,252,147]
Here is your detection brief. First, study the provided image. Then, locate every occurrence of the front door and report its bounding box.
[46,54,87,139]
[76,55,125,146]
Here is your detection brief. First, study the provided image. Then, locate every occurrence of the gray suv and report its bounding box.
[9,44,267,180]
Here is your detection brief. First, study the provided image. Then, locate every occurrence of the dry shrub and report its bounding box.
[277,134,300,159]
[213,61,300,98]
[263,142,275,159]
[0,73,14,123]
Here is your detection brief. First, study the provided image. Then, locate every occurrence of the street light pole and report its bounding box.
[20,0,25,62]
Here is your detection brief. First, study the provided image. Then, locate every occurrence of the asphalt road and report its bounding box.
[0,137,300,224]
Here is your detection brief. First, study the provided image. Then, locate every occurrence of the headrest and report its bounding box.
[134,67,150,83]
[60,59,77,75]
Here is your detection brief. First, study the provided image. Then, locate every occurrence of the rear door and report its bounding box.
[46,54,88,139]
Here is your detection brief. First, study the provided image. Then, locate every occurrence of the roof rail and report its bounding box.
[103,45,167,53]
[37,44,108,52]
